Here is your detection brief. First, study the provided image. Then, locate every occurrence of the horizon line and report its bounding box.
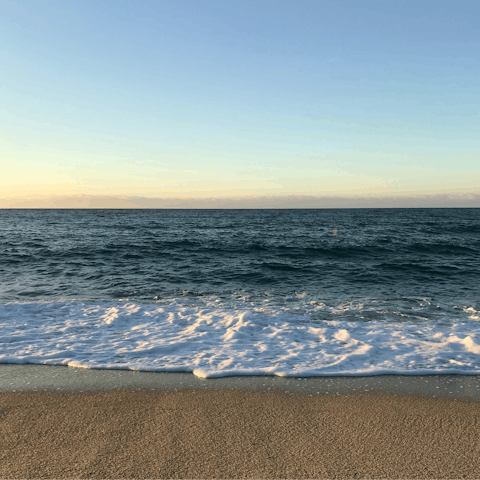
[1,193,480,209]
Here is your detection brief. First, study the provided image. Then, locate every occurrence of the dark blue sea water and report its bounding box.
[1,209,479,376]
[2,208,479,301]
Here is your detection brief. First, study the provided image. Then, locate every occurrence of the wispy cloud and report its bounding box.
[2,193,480,209]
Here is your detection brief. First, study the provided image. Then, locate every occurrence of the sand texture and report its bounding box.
[1,389,480,479]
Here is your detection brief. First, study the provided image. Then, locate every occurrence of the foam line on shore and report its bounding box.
[2,300,480,378]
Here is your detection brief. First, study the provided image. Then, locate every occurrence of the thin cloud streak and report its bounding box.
[2,193,480,209]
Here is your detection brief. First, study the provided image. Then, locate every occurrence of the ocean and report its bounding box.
[1,208,479,378]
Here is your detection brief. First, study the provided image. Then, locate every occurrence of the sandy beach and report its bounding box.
[1,367,480,479]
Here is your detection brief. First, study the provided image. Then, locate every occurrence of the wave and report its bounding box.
[1,299,479,378]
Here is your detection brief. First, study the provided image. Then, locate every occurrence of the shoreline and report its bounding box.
[2,365,480,479]
[2,364,480,400]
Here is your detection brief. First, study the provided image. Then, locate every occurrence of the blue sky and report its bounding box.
[1,0,479,204]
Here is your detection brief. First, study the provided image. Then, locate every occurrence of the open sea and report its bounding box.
[1,208,479,378]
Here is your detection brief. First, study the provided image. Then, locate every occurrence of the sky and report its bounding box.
[1,0,480,207]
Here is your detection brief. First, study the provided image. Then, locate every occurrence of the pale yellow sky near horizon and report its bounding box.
[2,149,480,201]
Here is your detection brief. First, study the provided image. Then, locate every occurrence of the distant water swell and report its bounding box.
[1,209,479,302]
[0,209,479,376]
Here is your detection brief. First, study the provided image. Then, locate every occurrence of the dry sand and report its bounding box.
[1,388,480,479]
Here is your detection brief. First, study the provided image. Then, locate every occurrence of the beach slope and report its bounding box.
[1,381,480,479]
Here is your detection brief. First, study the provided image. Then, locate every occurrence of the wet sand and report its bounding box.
[1,366,480,479]
[3,365,480,400]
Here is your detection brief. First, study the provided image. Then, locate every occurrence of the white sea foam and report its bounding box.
[1,300,480,378]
